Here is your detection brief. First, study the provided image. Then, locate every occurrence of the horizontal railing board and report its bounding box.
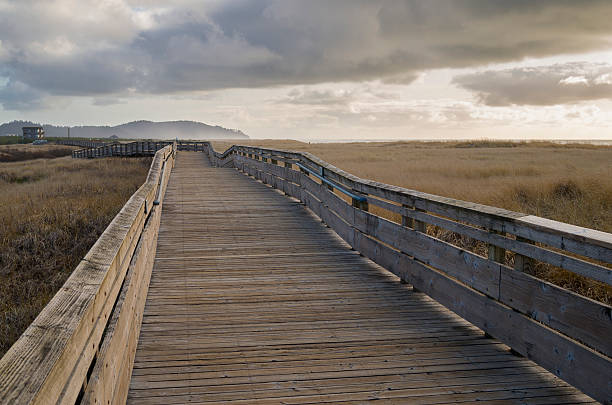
[236,150,612,283]
[499,267,612,358]
[515,215,612,263]
[357,209,503,299]
[365,194,612,286]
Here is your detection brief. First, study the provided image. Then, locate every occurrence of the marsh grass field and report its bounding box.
[214,140,612,303]
[0,144,74,163]
[0,145,150,357]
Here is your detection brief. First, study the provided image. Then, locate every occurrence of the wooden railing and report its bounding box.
[68,141,209,158]
[204,143,612,404]
[71,141,171,158]
[0,143,176,405]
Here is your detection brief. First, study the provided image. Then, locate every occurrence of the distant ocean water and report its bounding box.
[301,138,612,145]
[550,140,612,146]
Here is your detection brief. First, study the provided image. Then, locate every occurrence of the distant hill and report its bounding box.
[0,120,249,140]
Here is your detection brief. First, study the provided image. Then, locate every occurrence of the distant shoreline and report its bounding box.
[294,138,612,145]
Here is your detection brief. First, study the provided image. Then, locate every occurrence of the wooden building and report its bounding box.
[22,126,44,140]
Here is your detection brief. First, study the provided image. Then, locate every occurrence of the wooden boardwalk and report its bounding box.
[127,152,594,404]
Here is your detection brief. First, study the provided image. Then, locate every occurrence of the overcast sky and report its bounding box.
[1,0,611,140]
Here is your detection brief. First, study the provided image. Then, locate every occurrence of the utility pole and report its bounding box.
[67,127,70,138]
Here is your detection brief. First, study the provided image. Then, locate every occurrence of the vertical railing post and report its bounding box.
[413,210,427,233]
[488,230,506,264]
[401,204,414,228]
[352,195,368,212]
[321,167,334,191]
[514,236,534,272]
[402,201,426,233]
[400,200,424,287]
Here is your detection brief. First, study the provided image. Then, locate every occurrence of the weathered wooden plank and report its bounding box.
[365,199,611,285]
[350,209,501,298]
[513,215,612,265]
[126,372,578,404]
[499,266,612,358]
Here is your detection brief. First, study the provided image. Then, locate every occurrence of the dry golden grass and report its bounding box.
[0,144,76,163]
[213,140,612,303]
[0,156,151,357]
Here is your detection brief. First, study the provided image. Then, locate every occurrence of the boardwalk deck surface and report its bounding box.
[127,152,594,404]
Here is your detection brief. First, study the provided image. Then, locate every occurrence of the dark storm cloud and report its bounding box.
[0,79,46,110]
[1,0,612,109]
[453,63,612,106]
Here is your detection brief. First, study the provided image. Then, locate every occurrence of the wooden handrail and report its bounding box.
[67,140,213,158]
[204,142,611,404]
[0,144,176,404]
